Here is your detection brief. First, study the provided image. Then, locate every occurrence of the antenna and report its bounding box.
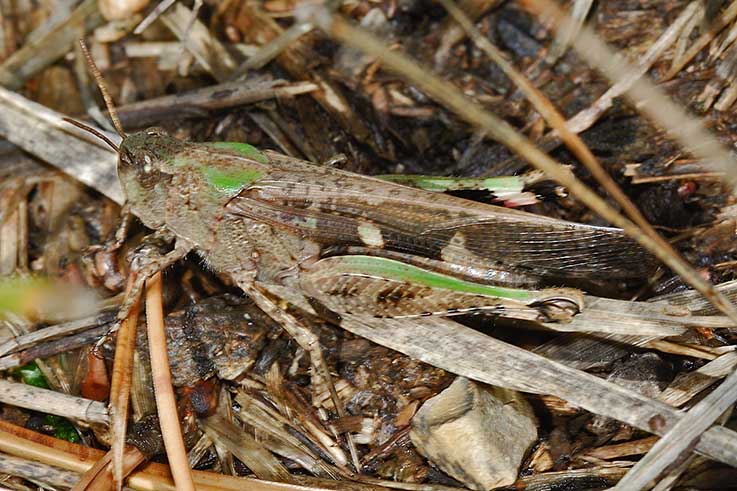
[78,39,126,138]
[63,117,120,153]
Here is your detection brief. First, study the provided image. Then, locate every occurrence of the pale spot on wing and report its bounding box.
[441,232,467,263]
[357,222,385,247]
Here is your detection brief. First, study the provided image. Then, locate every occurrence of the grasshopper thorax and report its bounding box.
[118,127,184,230]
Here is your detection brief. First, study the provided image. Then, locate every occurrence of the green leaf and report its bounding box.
[43,415,81,443]
[14,361,49,389]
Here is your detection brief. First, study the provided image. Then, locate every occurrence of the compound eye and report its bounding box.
[145,127,168,137]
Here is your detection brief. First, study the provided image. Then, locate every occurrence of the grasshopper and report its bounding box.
[69,51,662,356]
[64,54,661,336]
[111,128,658,321]
[69,42,661,459]
[96,122,662,452]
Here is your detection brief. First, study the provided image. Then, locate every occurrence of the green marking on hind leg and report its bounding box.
[324,256,534,301]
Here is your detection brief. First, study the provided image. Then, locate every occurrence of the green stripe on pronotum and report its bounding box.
[204,141,269,164]
[202,166,264,194]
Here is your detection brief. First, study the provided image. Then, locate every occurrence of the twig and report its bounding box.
[0,420,383,491]
[513,465,628,488]
[0,452,78,489]
[581,436,659,460]
[108,286,141,490]
[659,351,737,407]
[0,325,109,371]
[0,379,109,425]
[644,340,720,360]
[70,446,147,491]
[551,1,700,137]
[631,173,723,184]
[547,0,594,61]
[113,79,318,128]
[145,272,195,491]
[434,0,502,67]
[0,311,114,357]
[649,454,698,491]
[231,22,315,76]
[135,0,177,35]
[230,0,343,78]
[160,3,237,82]
[665,0,737,79]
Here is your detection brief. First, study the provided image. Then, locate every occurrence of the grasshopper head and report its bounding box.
[118,127,184,230]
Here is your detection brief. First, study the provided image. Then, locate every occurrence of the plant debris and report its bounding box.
[2,1,737,490]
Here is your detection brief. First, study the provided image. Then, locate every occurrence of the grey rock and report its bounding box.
[410,377,538,490]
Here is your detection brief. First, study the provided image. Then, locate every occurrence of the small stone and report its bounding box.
[410,377,538,490]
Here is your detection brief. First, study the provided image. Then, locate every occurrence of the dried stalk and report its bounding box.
[145,272,195,491]
[108,287,141,490]
[0,379,108,425]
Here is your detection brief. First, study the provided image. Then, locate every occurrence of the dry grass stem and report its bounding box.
[0,86,121,203]
[659,351,737,407]
[160,4,237,82]
[0,451,79,488]
[557,1,701,136]
[0,0,103,89]
[581,436,659,460]
[134,0,177,34]
[0,312,114,357]
[145,271,196,491]
[108,286,140,490]
[0,379,108,425]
